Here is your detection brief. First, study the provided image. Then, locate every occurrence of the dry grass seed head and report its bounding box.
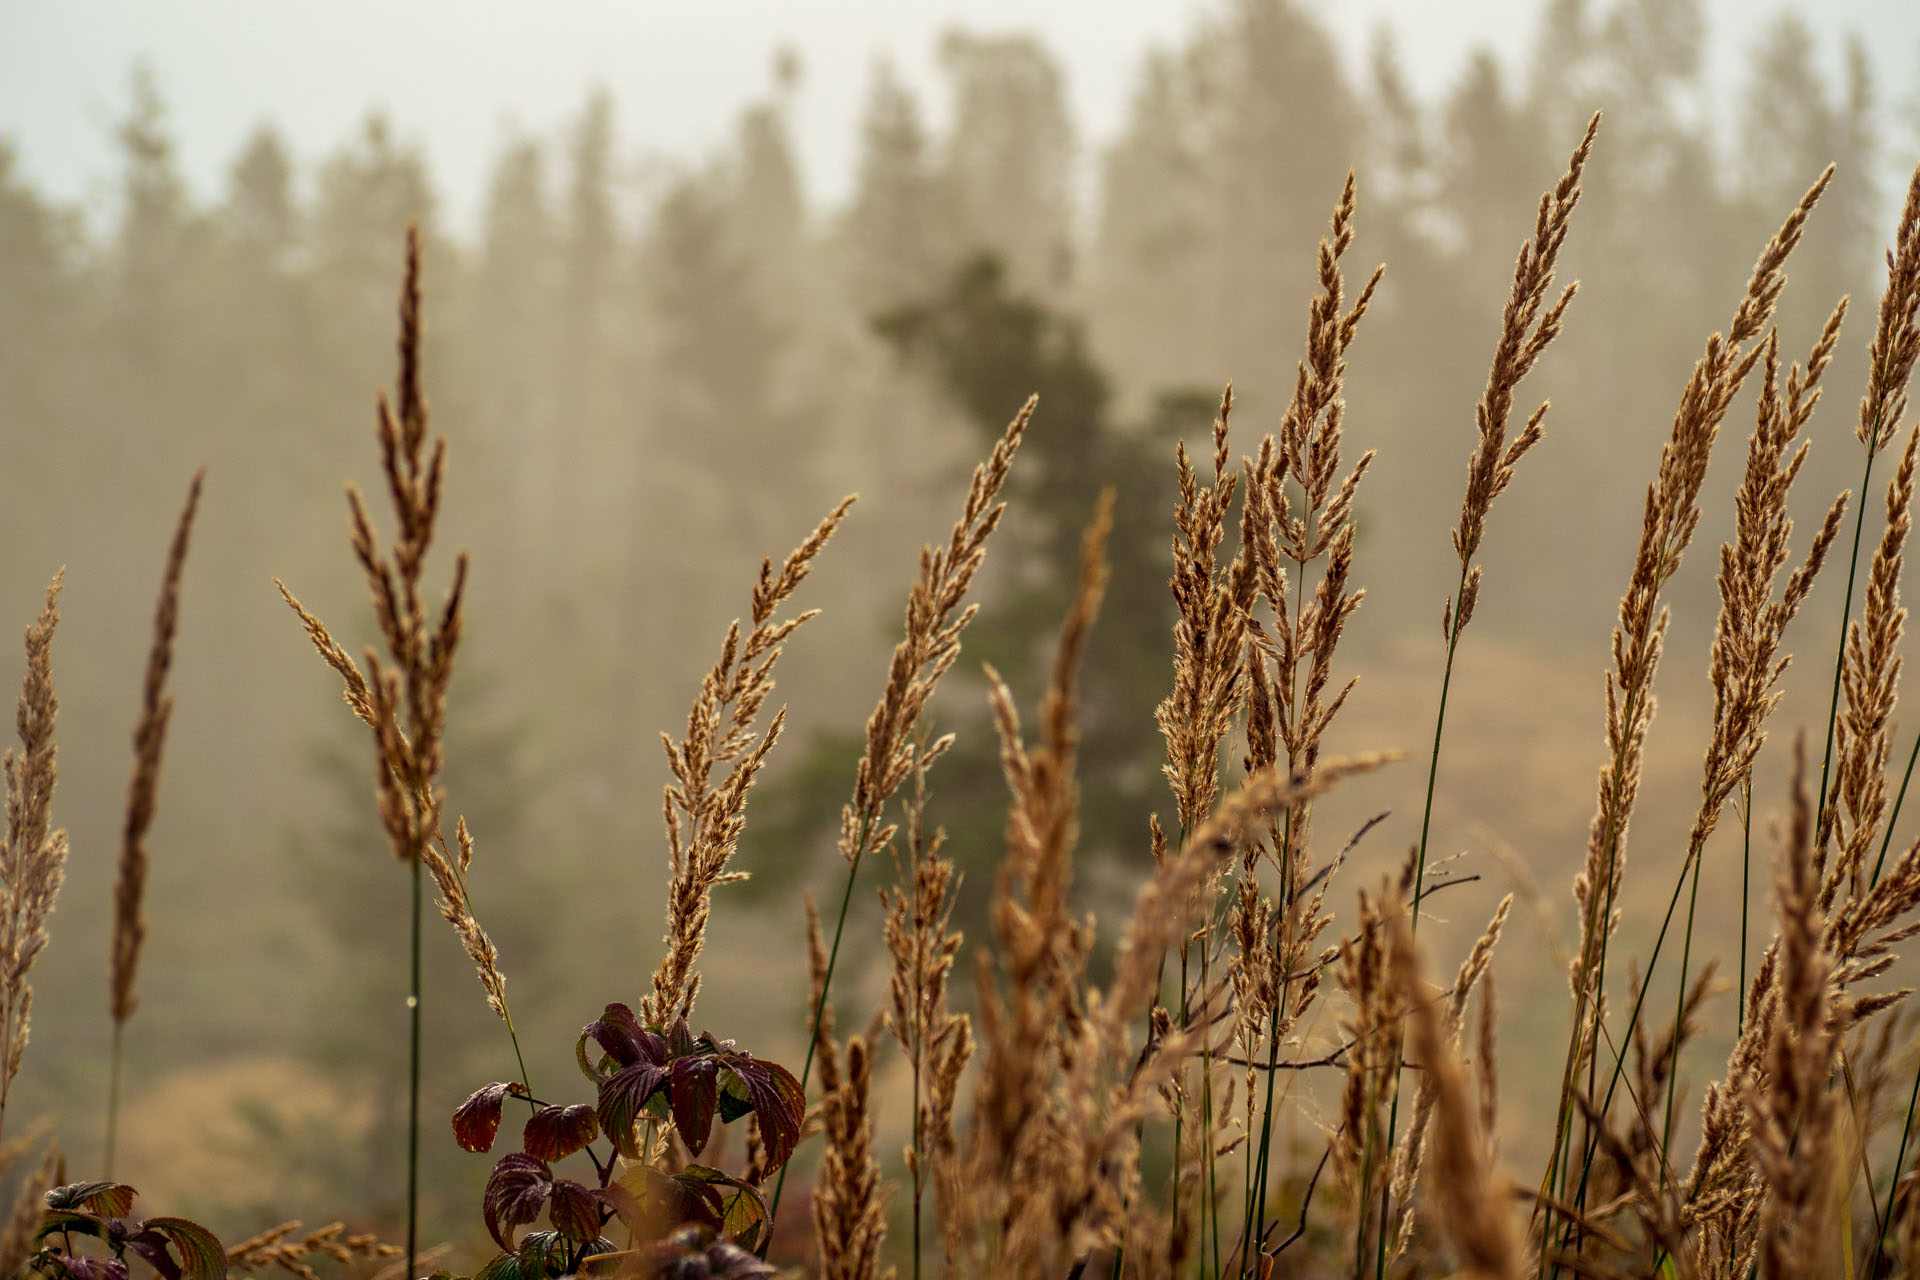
[1386,905,1522,1280]
[1860,162,1920,450]
[1452,112,1600,586]
[112,468,203,1027]
[812,1036,890,1280]
[0,575,66,1122]
[648,496,854,1025]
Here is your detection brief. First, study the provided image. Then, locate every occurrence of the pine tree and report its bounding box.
[937,32,1075,300]
[844,59,946,317]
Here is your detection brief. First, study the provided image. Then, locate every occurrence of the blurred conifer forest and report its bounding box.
[1,0,1916,1258]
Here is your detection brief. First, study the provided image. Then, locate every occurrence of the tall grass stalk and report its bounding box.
[1373,114,1595,1277]
[105,468,202,1180]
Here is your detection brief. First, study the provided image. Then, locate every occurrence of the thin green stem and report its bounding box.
[1873,729,1920,887]
[407,851,423,1280]
[1250,559,1309,1272]
[105,1020,125,1179]
[765,812,875,1243]
[1739,782,1753,1037]
[1658,834,1707,1177]
[1819,438,1881,846]
[911,1020,923,1280]
[1869,1053,1920,1273]
[1374,567,1470,1279]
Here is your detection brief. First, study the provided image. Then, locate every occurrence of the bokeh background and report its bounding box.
[2,0,1918,1266]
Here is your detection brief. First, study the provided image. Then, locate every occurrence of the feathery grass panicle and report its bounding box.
[1107,754,1399,1048]
[0,1141,58,1280]
[1450,112,1599,620]
[1386,894,1511,1262]
[1630,303,1852,1167]
[1859,162,1920,453]
[770,405,1024,1237]
[1335,883,1400,1267]
[1158,385,1257,834]
[1827,421,1920,904]
[273,227,504,1280]
[1746,735,1841,1279]
[1816,161,1920,850]
[274,228,495,963]
[796,399,1027,1085]
[842,397,1032,873]
[1386,903,1521,1280]
[106,469,204,1178]
[1570,164,1832,1000]
[275,229,514,1030]
[879,754,970,1279]
[812,1037,891,1280]
[0,574,65,1147]
[1702,312,1848,851]
[112,468,202,1029]
[648,495,854,1026]
[1547,169,1832,1221]
[225,1221,403,1280]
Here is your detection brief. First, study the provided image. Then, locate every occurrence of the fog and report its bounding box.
[0,0,1916,1261]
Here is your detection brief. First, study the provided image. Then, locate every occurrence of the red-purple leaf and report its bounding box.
[142,1219,227,1280]
[46,1183,137,1218]
[126,1230,183,1280]
[668,1056,720,1155]
[520,1102,598,1162]
[483,1154,553,1252]
[545,1179,601,1245]
[731,1058,804,1171]
[453,1081,530,1154]
[597,1062,667,1158]
[49,1256,129,1280]
[579,1003,645,1076]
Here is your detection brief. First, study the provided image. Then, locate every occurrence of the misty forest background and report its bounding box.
[3,0,1918,1260]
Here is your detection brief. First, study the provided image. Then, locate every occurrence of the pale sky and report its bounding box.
[1,0,1915,236]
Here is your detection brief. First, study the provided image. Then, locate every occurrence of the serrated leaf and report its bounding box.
[675,1167,770,1253]
[574,1239,620,1275]
[589,1181,649,1236]
[46,1183,137,1218]
[453,1081,529,1154]
[48,1255,129,1280]
[580,1003,644,1073]
[473,1253,521,1280]
[545,1180,600,1245]
[483,1154,553,1252]
[521,1104,598,1162]
[731,1058,804,1171]
[596,1062,667,1159]
[126,1229,184,1280]
[664,1018,696,1057]
[667,1056,719,1155]
[144,1217,226,1280]
[515,1232,565,1280]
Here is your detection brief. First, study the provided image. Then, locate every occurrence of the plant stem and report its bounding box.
[105,1020,125,1178]
[765,811,874,1243]
[407,851,423,1280]
[1870,1054,1920,1272]
[1819,438,1880,846]
[1739,781,1752,1037]
[1873,730,1920,887]
[1373,567,1469,1278]
[1658,833,1707,1174]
